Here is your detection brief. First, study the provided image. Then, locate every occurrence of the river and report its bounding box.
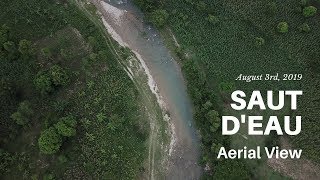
[93,0,202,179]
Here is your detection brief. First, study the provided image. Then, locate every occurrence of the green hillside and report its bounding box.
[135,0,320,179]
[0,0,147,179]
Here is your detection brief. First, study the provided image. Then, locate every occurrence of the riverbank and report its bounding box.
[85,0,202,179]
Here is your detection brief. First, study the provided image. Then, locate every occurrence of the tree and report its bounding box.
[211,142,222,154]
[34,65,69,94]
[3,41,16,53]
[133,0,157,12]
[303,6,317,17]
[38,127,62,154]
[11,112,28,126]
[88,36,97,50]
[53,100,69,113]
[298,23,311,32]
[277,22,289,33]
[18,39,33,56]
[255,37,265,46]
[41,47,52,59]
[49,65,69,86]
[219,82,235,93]
[10,101,33,126]
[54,115,77,137]
[62,115,76,127]
[107,114,124,131]
[96,112,107,122]
[205,110,221,132]
[0,78,13,97]
[34,72,54,94]
[207,14,219,25]
[18,101,33,116]
[202,101,213,111]
[213,159,250,179]
[0,24,9,45]
[149,9,169,28]
[89,53,98,61]
[43,173,55,180]
[300,0,308,6]
[58,155,68,164]
[0,149,15,174]
[3,41,17,60]
[60,48,69,59]
[266,2,277,16]
[54,121,76,137]
[196,1,206,11]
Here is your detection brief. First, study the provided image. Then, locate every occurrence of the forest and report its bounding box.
[134,0,320,179]
[0,0,148,179]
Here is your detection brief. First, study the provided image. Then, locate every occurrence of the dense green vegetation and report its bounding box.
[303,5,317,17]
[0,0,148,179]
[277,22,289,33]
[135,0,320,179]
[149,9,169,28]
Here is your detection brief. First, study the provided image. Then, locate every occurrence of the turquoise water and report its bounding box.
[104,0,202,178]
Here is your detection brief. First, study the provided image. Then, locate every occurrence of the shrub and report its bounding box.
[255,37,265,46]
[207,14,219,25]
[49,65,69,86]
[298,23,311,32]
[277,22,289,33]
[38,127,62,154]
[303,6,317,17]
[149,9,169,28]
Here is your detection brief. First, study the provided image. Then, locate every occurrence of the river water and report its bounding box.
[98,0,202,179]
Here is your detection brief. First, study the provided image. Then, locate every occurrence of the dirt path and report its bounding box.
[72,0,172,179]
